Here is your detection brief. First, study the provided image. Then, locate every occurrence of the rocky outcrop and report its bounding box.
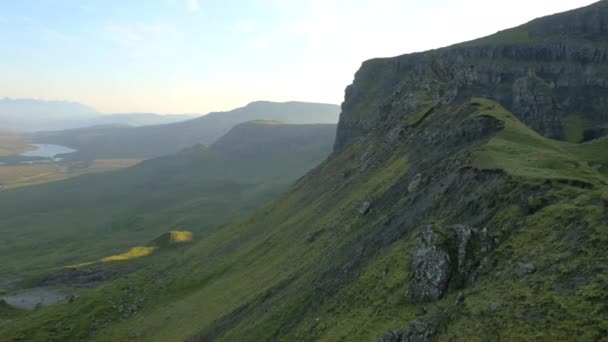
[407,225,451,302]
[334,1,608,150]
[379,318,438,342]
[407,224,495,303]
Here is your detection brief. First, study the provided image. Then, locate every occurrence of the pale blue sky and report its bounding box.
[0,0,598,113]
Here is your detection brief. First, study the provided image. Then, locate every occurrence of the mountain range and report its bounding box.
[32,101,341,159]
[0,98,199,132]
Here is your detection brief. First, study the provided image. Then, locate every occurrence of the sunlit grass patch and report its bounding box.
[170,230,193,243]
[101,246,157,262]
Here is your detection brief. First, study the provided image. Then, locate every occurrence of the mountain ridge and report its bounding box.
[33,101,340,159]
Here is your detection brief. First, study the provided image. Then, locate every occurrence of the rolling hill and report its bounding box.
[33,101,341,159]
[0,121,336,276]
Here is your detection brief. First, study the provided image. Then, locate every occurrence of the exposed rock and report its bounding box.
[518,263,537,276]
[416,305,428,317]
[407,225,451,302]
[491,303,501,312]
[408,174,423,193]
[455,292,466,305]
[359,201,372,215]
[306,229,325,243]
[408,224,496,303]
[451,225,472,274]
[334,2,608,151]
[379,318,438,342]
[379,330,402,342]
[402,319,437,342]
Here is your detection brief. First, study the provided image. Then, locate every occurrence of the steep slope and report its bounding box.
[3,2,608,341]
[34,101,340,159]
[335,0,608,149]
[0,122,336,276]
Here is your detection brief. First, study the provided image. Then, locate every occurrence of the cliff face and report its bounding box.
[335,0,608,150]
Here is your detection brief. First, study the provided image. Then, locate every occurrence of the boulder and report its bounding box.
[408,174,423,193]
[518,263,536,276]
[407,225,451,302]
[379,330,402,342]
[407,224,494,303]
[402,319,437,342]
[359,201,372,215]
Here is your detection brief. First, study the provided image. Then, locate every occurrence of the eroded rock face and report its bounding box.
[334,1,608,151]
[408,225,451,302]
[378,319,438,342]
[407,224,496,303]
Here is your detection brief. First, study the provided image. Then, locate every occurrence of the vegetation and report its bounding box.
[0,159,140,189]
[0,131,31,157]
[0,122,336,276]
[472,98,606,185]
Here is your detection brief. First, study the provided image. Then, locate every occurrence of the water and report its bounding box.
[20,144,76,159]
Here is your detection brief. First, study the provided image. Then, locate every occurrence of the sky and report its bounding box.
[0,0,599,114]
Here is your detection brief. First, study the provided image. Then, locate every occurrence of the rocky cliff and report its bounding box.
[335,0,608,149]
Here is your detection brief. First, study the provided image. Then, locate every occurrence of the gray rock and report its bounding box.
[455,292,466,305]
[518,263,536,276]
[306,229,325,243]
[451,224,472,274]
[402,319,437,342]
[379,330,402,342]
[408,174,423,193]
[359,201,372,215]
[407,225,451,302]
[416,305,428,317]
[491,302,501,312]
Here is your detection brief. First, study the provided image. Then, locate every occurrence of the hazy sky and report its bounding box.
[0,0,598,113]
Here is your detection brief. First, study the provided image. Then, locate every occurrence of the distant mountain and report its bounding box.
[33,101,341,159]
[0,98,199,131]
[0,121,336,275]
[0,98,98,131]
[93,113,198,127]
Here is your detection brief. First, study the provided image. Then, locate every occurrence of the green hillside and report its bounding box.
[0,121,336,276]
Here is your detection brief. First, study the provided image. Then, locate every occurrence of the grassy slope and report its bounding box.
[4,99,607,341]
[0,131,32,157]
[0,122,336,276]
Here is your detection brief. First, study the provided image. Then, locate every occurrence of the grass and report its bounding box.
[562,114,584,143]
[0,131,32,157]
[0,122,335,277]
[404,102,436,127]
[0,159,140,189]
[471,98,607,186]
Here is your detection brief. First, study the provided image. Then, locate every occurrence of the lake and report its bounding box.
[20,144,76,159]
